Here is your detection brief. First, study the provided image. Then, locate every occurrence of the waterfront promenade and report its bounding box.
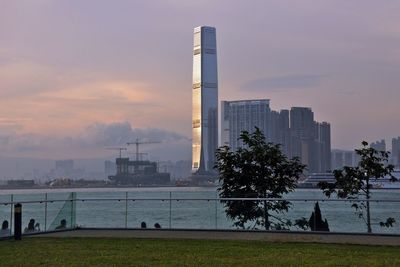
[36,228,400,246]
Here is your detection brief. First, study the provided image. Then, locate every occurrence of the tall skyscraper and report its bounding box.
[192,26,218,174]
[318,122,332,172]
[221,99,271,150]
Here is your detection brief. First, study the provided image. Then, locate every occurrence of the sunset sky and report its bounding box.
[1,0,399,160]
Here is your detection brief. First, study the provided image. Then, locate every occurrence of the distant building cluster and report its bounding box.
[221,100,331,173]
[49,160,84,179]
[370,138,400,169]
[331,149,359,170]
[331,137,400,170]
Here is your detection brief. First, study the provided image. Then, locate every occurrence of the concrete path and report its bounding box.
[37,228,400,246]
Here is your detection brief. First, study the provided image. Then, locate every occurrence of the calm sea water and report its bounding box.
[0,187,400,234]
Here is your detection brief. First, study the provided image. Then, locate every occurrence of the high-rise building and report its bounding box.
[392,137,400,168]
[331,149,357,170]
[290,107,315,140]
[331,150,345,170]
[371,139,386,151]
[221,99,271,150]
[221,100,330,173]
[290,107,319,172]
[344,151,353,166]
[318,122,332,172]
[192,26,218,174]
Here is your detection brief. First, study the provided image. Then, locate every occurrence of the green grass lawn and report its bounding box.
[0,237,399,267]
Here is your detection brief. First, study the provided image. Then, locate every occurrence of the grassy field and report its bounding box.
[0,237,399,266]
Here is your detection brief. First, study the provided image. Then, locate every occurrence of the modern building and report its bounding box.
[331,150,345,170]
[318,122,331,172]
[290,107,315,140]
[192,26,218,174]
[331,149,357,170]
[221,99,271,150]
[392,137,400,168]
[371,139,386,151]
[289,107,331,173]
[221,100,331,173]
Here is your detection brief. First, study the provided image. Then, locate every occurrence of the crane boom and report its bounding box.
[126,138,161,161]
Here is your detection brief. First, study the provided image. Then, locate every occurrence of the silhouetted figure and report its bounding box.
[309,202,330,232]
[154,223,161,229]
[24,218,36,233]
[0,220,10,237]
[55,219,67,230]
[140,221,147,229]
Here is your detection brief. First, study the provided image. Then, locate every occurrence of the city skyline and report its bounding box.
[1,1,400,160]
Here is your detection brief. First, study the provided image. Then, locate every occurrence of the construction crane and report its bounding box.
[107,147,127,158]
[127,152,148,161]
[126,138,161,161]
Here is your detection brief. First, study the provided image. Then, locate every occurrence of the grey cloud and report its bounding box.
[0,122,190,160]
[82,121,189,147]
[242,74,325,92]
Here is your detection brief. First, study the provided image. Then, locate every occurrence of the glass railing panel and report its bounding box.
[171,199,215,229]
[369,200,400,234]
[171,190,218,229]
[126,191,171,229]
[0,194,12,237]
[75,198,125,228]
[216,200,235,230]
[47,193,76,231]
[311,200,364,233]
[21,202,45,235]
[127,199,170,229]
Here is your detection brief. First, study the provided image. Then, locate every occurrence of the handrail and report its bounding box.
[1,197,400,206]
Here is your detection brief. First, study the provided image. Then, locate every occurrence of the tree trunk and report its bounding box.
[366,180,372,233]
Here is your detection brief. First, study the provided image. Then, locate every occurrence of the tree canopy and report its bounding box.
[215,127,306,230]
[319,141,396,233]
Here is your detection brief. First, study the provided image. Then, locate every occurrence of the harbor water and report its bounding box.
[1,187,400,234]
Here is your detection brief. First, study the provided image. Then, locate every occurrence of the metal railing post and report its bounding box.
[44,193,48,231]
[70,192,75,228]
[215,191,218,229]
[125,192,128,228]
[10,194,13,234]
[169,192,172,229]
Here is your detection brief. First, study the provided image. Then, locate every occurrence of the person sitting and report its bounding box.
[55,219,67,230]
[24,219,37,233]
[140,221,147,229]
[0,220,10,237]
[154,223,161,229]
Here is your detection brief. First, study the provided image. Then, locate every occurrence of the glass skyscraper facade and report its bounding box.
[192,26,218,174]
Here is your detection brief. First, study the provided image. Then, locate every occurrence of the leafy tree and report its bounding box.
[319,141,396,233]
[215,127,306,230]
[308,202,330,232]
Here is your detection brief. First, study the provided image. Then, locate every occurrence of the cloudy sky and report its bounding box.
[0,0,399,160]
